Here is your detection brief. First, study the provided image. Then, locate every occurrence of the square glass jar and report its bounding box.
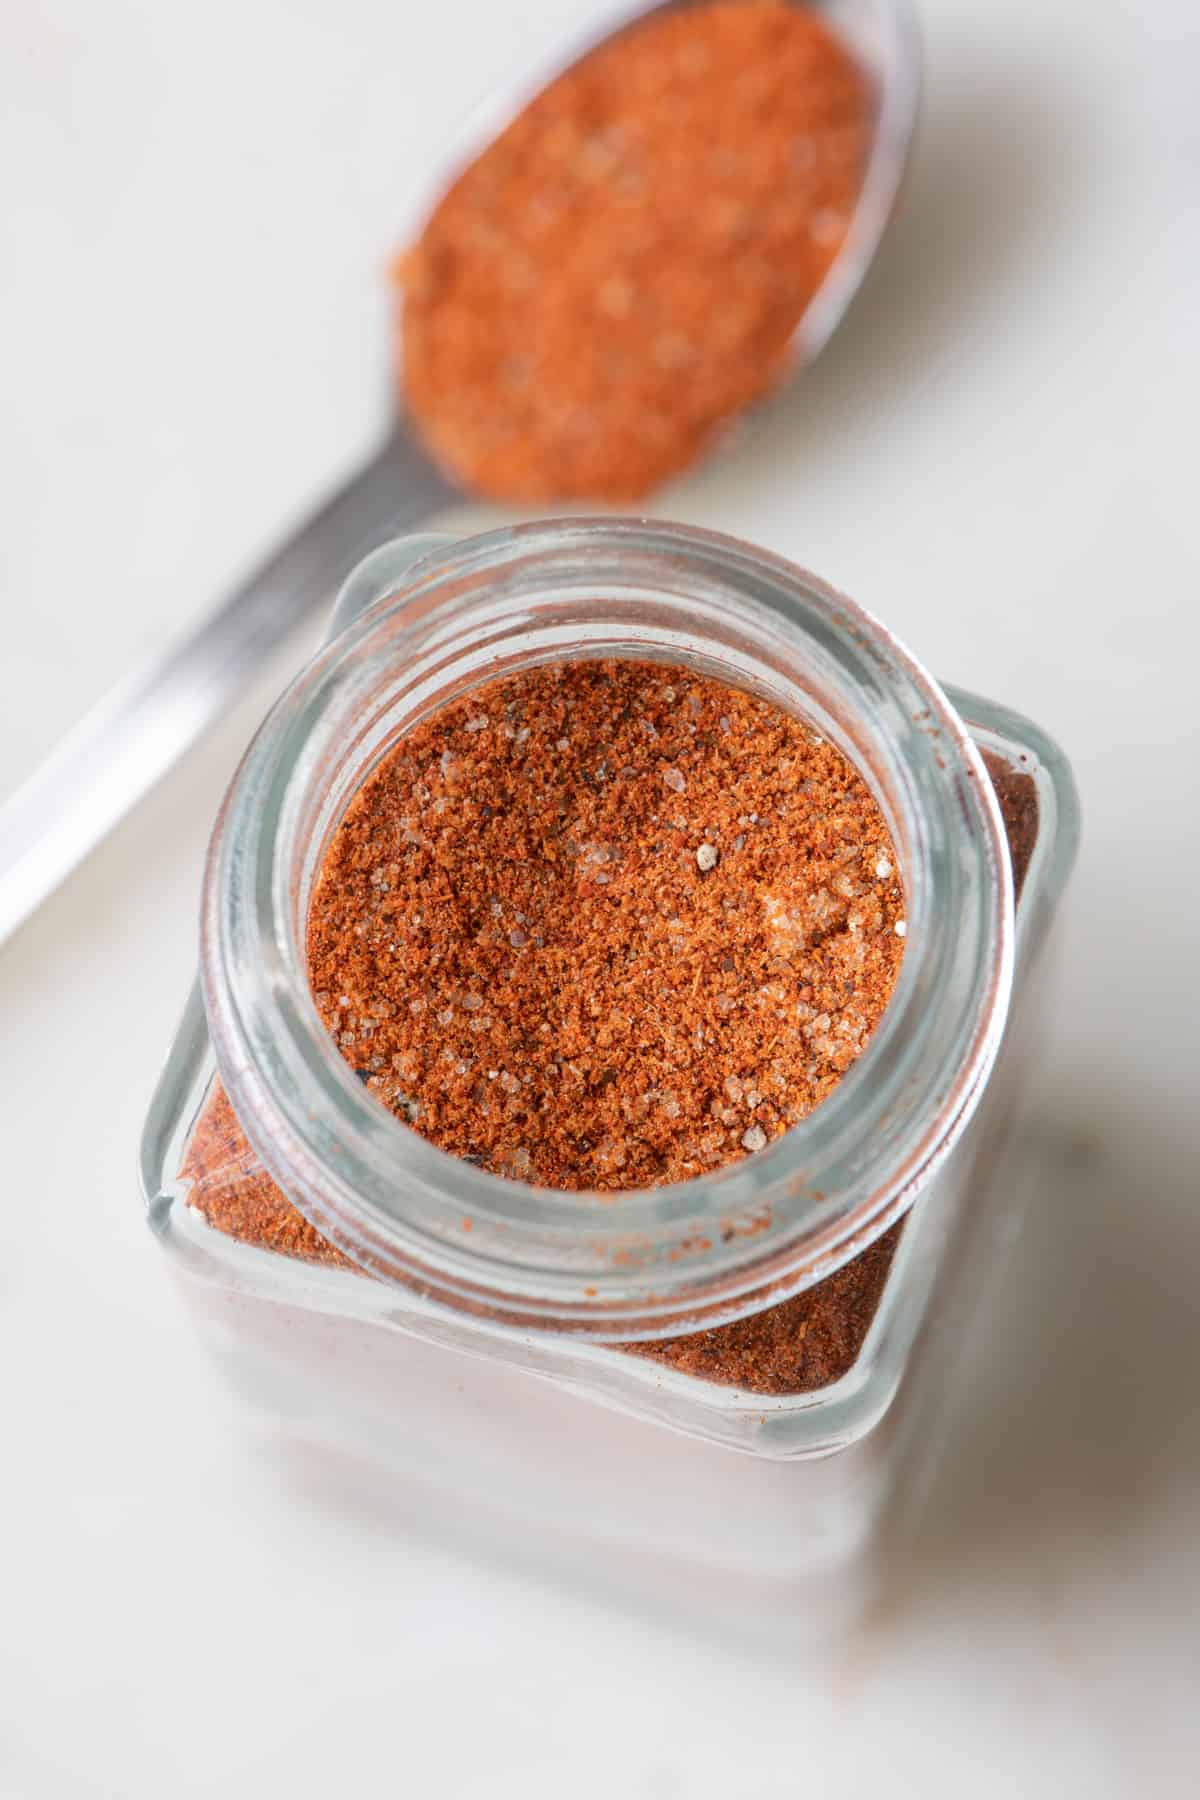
[142,521,1077,1630]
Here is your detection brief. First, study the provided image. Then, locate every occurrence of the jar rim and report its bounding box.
[201,518,1013,1337]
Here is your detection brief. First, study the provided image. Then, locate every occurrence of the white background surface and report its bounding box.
[2,0,1198,1793]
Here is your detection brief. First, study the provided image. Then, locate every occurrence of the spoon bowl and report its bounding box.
[397,0,920,405]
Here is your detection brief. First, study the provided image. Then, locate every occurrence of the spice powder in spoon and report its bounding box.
[397,0,873,500]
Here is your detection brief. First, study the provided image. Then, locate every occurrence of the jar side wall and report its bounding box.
[165,1256,895,1638]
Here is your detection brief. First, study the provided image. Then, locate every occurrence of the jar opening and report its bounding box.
[202,520,1012,1337]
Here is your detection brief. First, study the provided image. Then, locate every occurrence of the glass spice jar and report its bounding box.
[141,521,1078,1631]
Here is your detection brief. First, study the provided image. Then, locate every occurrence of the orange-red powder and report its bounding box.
[398,0,872,500]
[306,659,905,1190]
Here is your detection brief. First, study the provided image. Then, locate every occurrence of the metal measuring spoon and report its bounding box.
[0,0,919,948]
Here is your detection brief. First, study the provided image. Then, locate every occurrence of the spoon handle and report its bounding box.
[0,425,454,949]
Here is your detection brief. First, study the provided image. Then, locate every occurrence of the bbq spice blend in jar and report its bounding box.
[306,660,906,1191]
[145,522,1079,1623]
[397,0,874,499]
[178,678,1037,1394]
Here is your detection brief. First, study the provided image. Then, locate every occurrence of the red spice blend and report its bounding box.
[306,660,905,1190]
[398,0,872,500]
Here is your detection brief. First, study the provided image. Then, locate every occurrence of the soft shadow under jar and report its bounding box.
[143,520,1077,1625]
